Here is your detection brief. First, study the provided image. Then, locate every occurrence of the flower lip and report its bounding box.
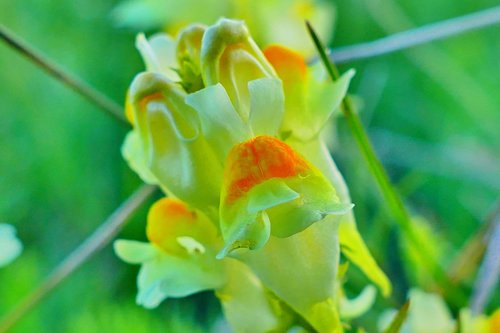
[146,198,213,255]
[223,135,310,204]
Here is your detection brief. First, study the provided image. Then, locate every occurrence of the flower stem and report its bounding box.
[306,21,467,304]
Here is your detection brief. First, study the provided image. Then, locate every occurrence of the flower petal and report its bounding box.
[185,83,251,162]
[217,259,294,332]
[113,240,157,264]
[121,131,159,185]
[288,138,392,297]
[248,78,285,136]
[240,216,342,333]
[264,45,355,141]
[136,33,180,81]
[219,136,350,256]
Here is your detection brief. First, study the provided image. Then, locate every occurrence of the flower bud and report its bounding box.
[200,18,279,119]
[176,24,206,93]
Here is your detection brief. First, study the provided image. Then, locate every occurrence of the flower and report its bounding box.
[114,198,225,308]
[117,18,389,332]
[0,223,22,268]
[115,197,296,331]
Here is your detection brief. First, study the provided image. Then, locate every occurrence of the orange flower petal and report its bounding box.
[146,198,197,251]
[223,136,310,204]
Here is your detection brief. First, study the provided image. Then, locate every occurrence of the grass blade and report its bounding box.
[331,6,500,64]
[0,24,127,124]
[383,301,410,333]
[0,184,157,333]
[306,21,467,304]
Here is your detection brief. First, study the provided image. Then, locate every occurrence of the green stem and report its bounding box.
[0,24,127,124]
[306,21,467,304]
[0,184,157,333]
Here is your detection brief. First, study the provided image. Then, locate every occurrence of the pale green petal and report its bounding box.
[136,250,225,308]
[248,78,285,136]
[240,216,342,332]
[113,240,157,264]
[185,83,251,162]
[247,180,299,214]
[217,259,294,333]
[288,138,391,296]
[121,131,159,185]
[340,285,377,319]
[217,210,271,259]
[0,224,22,267]
[129,72,223,210]
[136,33,179,81]
[291,69,354,141]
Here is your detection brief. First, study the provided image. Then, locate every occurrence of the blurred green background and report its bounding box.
[0,0,498,332]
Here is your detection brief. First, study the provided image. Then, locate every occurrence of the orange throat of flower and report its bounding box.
[223,135,310,204]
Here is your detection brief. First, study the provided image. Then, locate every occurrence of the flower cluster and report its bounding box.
[116,18,390,332]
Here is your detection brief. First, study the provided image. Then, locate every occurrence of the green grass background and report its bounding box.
[0,0,498,331]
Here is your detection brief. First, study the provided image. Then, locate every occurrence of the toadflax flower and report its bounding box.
[116,17,390,332]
